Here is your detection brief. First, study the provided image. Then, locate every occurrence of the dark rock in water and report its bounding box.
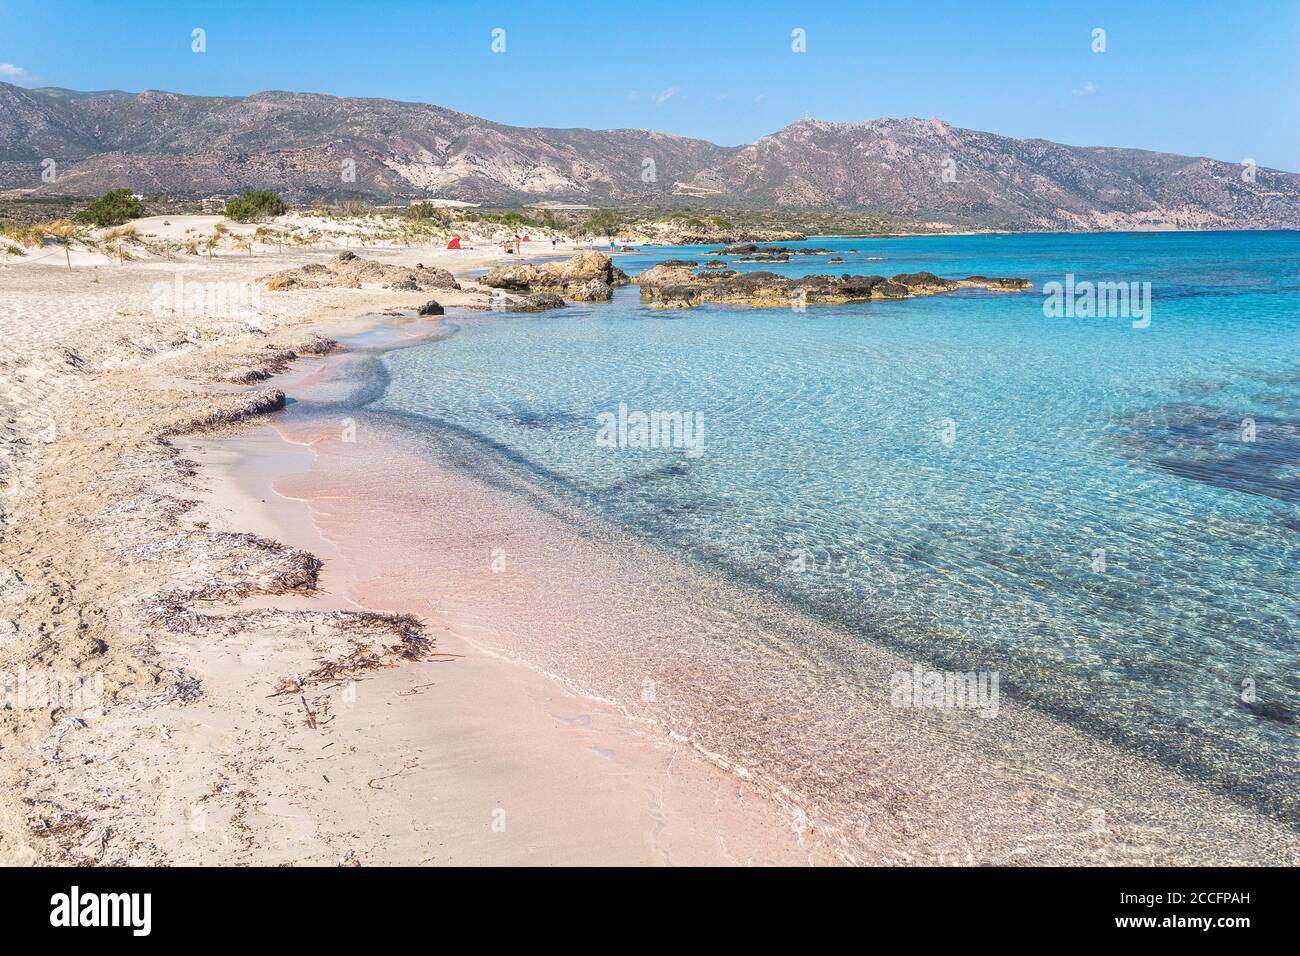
[1239,700,1298,724]
[417,300,444,316]
[702,261,729,270]
[829,257,844,264]
[511,292,566,312]
[837,275,887,296]
[964,274,1034,291]
[647,284,701,309]
[872,281,910,298]
[892,271,957,292]
[635,260,1030,309]
[713,244,833,258]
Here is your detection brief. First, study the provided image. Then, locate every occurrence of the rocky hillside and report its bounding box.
[679,118,1300,231]
[2,83,1297,229]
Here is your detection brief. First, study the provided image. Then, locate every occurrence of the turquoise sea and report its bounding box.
[355,232,1300,820]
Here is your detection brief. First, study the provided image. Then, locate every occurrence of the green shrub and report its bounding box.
[401,203,449,222]
[224,190,286,223]
[75,189,145,227]
[583,208,622,237]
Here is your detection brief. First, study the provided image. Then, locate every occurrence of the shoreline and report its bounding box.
[200,312,1300,865]
[2,225,1296,865]
[179,421,824,865]
[0,231,827,865]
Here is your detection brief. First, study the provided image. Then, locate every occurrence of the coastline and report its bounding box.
[200,314,1299,865]
[0,226,826,865]
[2,222,1296,866]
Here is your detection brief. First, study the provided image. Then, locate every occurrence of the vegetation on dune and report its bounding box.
[225,190,287,222]
[33,220,82,271]
[582,208,622,237]
[0,218,40,247]
[399,202,450,223]
[75,189,146,227]
[461,209,536,229]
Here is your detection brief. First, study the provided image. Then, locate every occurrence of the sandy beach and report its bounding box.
[2,217,1297,867]
[0,216,825,865]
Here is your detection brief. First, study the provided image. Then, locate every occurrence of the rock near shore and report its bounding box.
[491,291,564,314]
[480,251,629,298]
[263,252,460,292]
[635,262,1031,309]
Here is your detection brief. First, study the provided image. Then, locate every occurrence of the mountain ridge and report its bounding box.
[2,82,1297,230]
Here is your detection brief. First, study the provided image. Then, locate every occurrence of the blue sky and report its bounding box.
[3,0,1297,170]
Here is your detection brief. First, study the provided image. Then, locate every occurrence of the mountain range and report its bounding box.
[2,82,1297,230]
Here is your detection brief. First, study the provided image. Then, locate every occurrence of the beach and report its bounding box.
[2,221,1296,866]
[0,218,827,865]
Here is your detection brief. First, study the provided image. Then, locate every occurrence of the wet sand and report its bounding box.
[215,314,1300,865]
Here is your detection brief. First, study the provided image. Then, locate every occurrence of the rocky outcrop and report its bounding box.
[569,279,614,302]
[630,221,808,245]
[711,244,834,257]
[263,252,460,292]
[507,292,566,312]
[416,300,444,316]
[480,252,629,299]
[634,262,1031,309]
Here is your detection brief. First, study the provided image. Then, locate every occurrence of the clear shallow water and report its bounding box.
[373,232,1299,818]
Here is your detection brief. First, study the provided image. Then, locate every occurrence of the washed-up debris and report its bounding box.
[130,669,203,711]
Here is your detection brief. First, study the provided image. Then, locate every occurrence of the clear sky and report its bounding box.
[2,0,1297,170]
